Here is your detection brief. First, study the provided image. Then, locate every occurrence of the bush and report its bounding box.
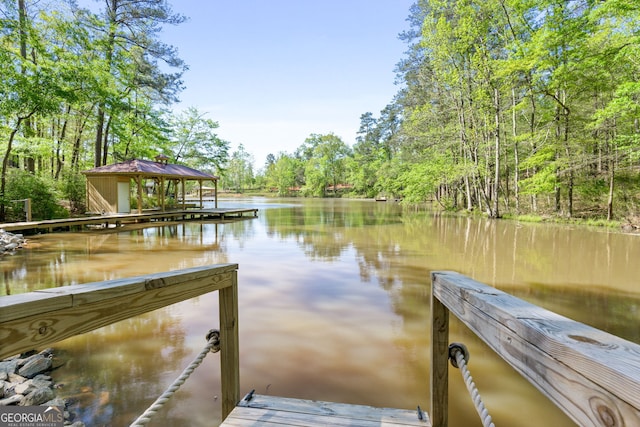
[61,171,86,214]
[4,168,68,220]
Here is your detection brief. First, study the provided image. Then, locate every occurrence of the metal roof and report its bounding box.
[82,159,218,180]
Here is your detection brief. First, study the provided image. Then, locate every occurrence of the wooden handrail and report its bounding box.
[0,263,240,418]
[430,271,640,427]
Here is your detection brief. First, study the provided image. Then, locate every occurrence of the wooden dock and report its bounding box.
[0,208,258,233]
[3,264,640,426]
[221,394,430,427]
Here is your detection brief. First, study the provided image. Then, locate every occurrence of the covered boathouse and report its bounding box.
[82,155,219,214]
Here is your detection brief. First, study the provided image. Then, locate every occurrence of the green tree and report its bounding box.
[223,144,254,192]
[74,0,187,166]
[302,133,351,197]
[0,0,70,220]
[267,153,299,196]
[168,106,230,173]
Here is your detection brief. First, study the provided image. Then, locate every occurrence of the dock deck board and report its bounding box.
[221,394,430,427]
[0,208,258,233]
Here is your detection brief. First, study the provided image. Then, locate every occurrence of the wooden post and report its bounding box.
[181,178,186,209]
[25,198,31,222]
[136,176,143,214]
[431,272,449,427]
[219,270,240,420]
[214,179,218,209]
[160,176,165,211]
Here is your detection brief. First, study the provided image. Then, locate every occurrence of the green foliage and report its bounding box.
[298,133,351,197]
[221,144,254,192]
[168,107,230,173]
[267,154,299,196]
[4,169,68,220]
[61,171,86,214]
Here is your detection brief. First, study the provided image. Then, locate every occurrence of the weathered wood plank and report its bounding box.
[220,272,240,420]
[430,289,449,427]
[222,394,430,426]
[0,264,238,359]
[0,292,74,324]
[0,209,258,232]
[432,271,640,427]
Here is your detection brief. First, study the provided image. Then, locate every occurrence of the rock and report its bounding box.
[0,394,23,405]
[20,387,54,406]
[0,360,19,376]
[44,397,66,407]
[8,372,26,384]
[18,354,52,378]
[2,349,78,425]
[14,380,34,395]
[0,230,26,253]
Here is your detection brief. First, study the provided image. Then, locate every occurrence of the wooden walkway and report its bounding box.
[221,394,430,427]
[0,208,258,233]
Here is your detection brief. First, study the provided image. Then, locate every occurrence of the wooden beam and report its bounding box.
[224,394,431,426]
[136,175,143,214]
[430,272,449,427]
[160,176,165,211]
[219,271,240,420]
[0,264,238,359]
[181,178,186,209]
[431,271,640,426]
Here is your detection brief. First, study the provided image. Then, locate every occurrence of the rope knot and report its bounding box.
[448,342,469,368]
[207,329,221,353]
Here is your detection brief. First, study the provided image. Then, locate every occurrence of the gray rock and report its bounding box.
[0,394,23,405]
[44,397,66,407]
[20,387,54,406]
[18,354,52,378]
[32,378,53,389]
[14,380,34,395]
[0,360,18,376]
[8,372,26,385]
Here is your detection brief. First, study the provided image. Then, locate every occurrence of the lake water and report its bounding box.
[2,198,639,426]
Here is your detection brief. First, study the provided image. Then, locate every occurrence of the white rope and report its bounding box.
[451,344,496,427]
[129,330,220,427]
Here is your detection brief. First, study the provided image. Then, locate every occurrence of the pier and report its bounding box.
[1,266,639,426]
[0,208,258,233]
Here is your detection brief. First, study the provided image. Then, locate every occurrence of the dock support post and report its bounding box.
[431,273,449,427]
[219,271,240,420]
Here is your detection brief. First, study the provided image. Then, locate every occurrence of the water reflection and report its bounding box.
[1,199,638,427]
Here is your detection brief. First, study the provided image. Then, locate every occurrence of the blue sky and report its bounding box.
[162,1,414,169]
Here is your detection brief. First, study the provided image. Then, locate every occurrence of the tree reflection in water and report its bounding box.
[2,198,638,427]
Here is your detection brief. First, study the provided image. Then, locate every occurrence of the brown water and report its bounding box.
[2,198,639,426]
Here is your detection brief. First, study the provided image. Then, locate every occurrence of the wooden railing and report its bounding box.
[430,271,640,427]
[0,264,240,419]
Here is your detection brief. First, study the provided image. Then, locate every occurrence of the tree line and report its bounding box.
[0,0,229,220]
[2,1,639,222]
[259,0,640,221]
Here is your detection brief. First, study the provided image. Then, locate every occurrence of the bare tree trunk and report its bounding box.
[492,87,500,218]
[512,88,519,214]
[102,115,112,165]
[94,107,104,167]
[1,117,27,220]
